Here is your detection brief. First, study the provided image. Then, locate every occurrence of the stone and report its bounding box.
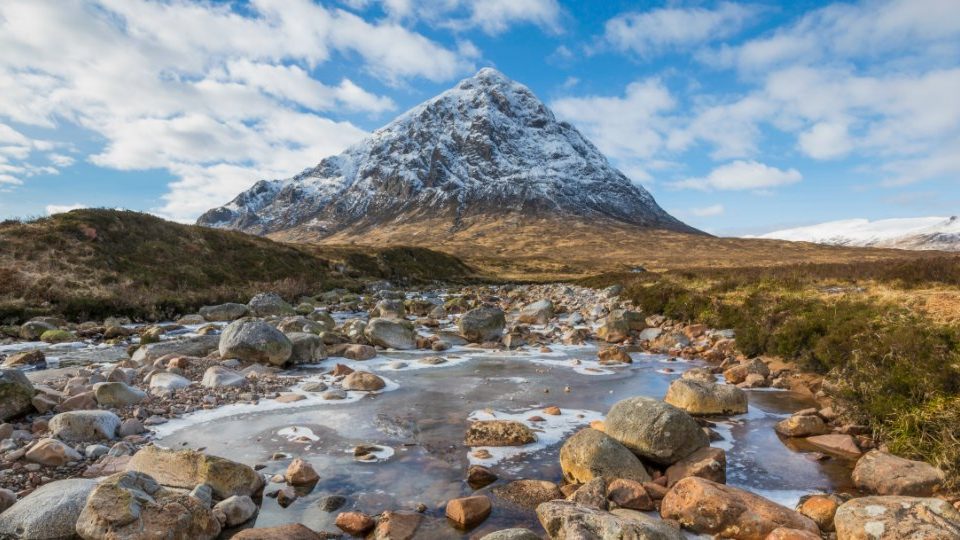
[119,418,145,437]
[49,410,120,441]
[559,428,651,484]
[201,366,246,388]
[25,437,82,466]
[480,528,540,540]
[364,318,416,350]
[213,495,258,527]
[765,528,820,540]
[373,299,406,319]
[797,495,839,532]
[287,332,327,364]
[131,335,219,364]
[834,496,960,540]
[774,415,830,437]
[851,450,945,496]
[0,488,14,514]
[805,433,862,457]
[537,500,683,540]
[571,477,607,510]
[493,479,563,508]
[342,344,377,360]
[93,381,147,407]
[665,446,726,487]
[459,307,506,343]
[285,457,319,485]
[148,372,191,393]
[604,396,709,465]
[59,390,97,412]
[19,320,56,340]
[597,346,632,365]
[0,478,97,540]
[446,495,492,528]
[342,370,386,391]
[465,420,537,446]
[637,327,663,342]
[41,329,75,343]
[336,511,376,536]
[660,477,819,539]
[723,358,770,384]
[607,478,655,511]
[75,471,221,540]
[467,464,498,489]
[0,368,34,421]
[219,319,293,366]
[370,511,422,540]
[231,524,323,540]
[2,349,46,368]
[518,299,555,324]
[664,378,748,416]
[248,292,295,317]
[126,446,264,499]
[200,302,249,321]
[191,484,214,508]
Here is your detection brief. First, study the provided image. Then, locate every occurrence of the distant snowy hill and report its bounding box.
[197,68,697,238]
[755,216,960,251]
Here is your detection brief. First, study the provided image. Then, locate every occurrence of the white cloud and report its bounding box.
[676,161,802,191]
[690,204,725,217]
[468,0,562,35]
[48,154,76,167]
[46,203,86,215]
[798,121,852,159]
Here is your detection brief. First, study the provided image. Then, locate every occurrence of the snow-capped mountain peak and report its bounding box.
[755,216,960,251]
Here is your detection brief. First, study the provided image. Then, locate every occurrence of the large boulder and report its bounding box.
[199,302,249,321]
[286,332,327,364]
[664,446,726,487]
[660,477,819,539]
[131,335,219,364]
[0,368,34,421]
[851,450,946,496]
[49,410,120,442]
[126,446,264,499]
[219,319,292,366]
[75,471,221,540]
[604,396,709,465]
[518,299,555,325]
[465,420,536,446]
[459,307,506,343]
[664,378,747,416]
[0,478,97,539]
[341,371,386,391]
[492,479,563,508]
[232,524,324,539]
[248,292,294,317]
[364,318,416,350]
[834,496,960,539]
[559,428,651,484]
[93,381,146,407]
[537,500,683,540]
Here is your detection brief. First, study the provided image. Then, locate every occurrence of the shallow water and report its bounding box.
[155,345,855,538]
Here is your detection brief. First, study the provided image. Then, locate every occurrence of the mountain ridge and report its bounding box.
[755,216,960,252]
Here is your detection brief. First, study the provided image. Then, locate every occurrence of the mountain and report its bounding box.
[755,216,960,251]
[197,68,698,238]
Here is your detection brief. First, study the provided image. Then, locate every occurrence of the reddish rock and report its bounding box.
[607,478,654,511]
[231,524,323,540]
[797,495,839,532]
[765,527,820,540]
[665,446,726,487]
[805,434,861,458]
[370,511,422,540]
[852,450,945,496]
[285,458,319,485]
[597,346,632,365]
[336,511,376,536]
[445,495,492,528]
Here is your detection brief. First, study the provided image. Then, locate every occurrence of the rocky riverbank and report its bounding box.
[1,282,958,539]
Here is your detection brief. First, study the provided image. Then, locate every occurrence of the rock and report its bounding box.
[465,420,537,446]
[493,479,563,508]
[765,528,820,540]
[2,349,46,368]
[0,478,97,539]
[201,366,246,388]
[370,511,422,540]
[131,335,219,364]
[797,495,839,532]
[342,370,386,391]
[805,433,862,457]
[191,484,214,508]
[459,307,506,343]
[446,495,492,528]
[774,415,830,437]
[664,378,747,416]
[219,319,293,366]
[93,381,147,407]
[59,391,97,411]
[336,511,376,536]
[287,332,327,364]
[20,319,56,340]
[519,299,555,324]
[0,488,14,514]
[319,495,346,512]
[75,471,221,540]
[148,372,191,393]
[664,446,726,487]
[373,299,406,319]
[25,437,82,466]
[834,495,960,539]
[467,465,498,489]
[285,457,319,485]
[342,344,377,360]
[597,346,632,365]
[604,396,709,465]
[480,528,540,540]
[681,367,716,383]
[851,450,945,496]
[0,368,34,421]
[637,327,663,342]
[277,316,326,334]
[571,477,607,510]
[559,428,651,484]
[607,478,654,511]
[213,495,258,527]
[49,410,120,441]
[248,292,294,317]
[364,318,416,350]
[126,446,264,499]
[41,329,75,343]
[723,358,770,384]
[200,302,250,321]
[537,500,683,540]
[660,477,819,539]
[231,524,323,540]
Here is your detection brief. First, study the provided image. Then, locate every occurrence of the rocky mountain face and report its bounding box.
[755,216,960,252]
[197,68,697,238]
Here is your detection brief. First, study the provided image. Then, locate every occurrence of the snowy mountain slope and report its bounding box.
[197,68,697,237]
[755,216,960,251]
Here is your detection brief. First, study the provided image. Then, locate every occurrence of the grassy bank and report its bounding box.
[582,257,960,487]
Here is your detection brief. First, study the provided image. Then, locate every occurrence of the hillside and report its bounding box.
[0,209,473,322]
[756,216,960,251]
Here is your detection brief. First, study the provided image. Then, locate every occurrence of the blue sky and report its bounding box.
[0,0,957,235]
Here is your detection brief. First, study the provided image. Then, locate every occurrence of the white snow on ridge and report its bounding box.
[754,216,960,251]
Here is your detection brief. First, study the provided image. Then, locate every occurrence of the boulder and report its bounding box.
[373,299,406,319]
[364,318,416,350]
[446,495,492,528]
[851,450,945,496]
[723,358,770,385]
[286,332,327,364]
[341,371,386,391]
[49,410,120,442]
[2,349,46,368]
[598,346,632,365]
[480,529,540,540]
[200,302,249,321]
[126,446,264,499]
[459,307,506,343]
[370,511,422,540]
[285,458,319,485]
[213,495,258,527]
[604,396,709,465]
[660,477,819,539]
[559,428,651,484]
[681,367,716,383]
[25,437,82,466]
[664,379,747,416]
[0,478,97,539]
[607,478,654,511]
[664,446,726,487]
[149,372,191,392]
[231,524,323,540]
[537,500,683,540]
[805,433,861,458]
[571,477,607,510]
[834,496,960,540]
[201,366,246,388]
[248,292,294,317]
[93,381,146,407]
[493,479,563,508]
[774,415,830,437]
[518,299,555,324]
[19,319,56,340]
[465,420,537,446]
[41,329,75,343]
[336,511,376,536]
[341,344,377,360]
[219,319,292,366]
[75,471,221,540]
[0,368,34,421]
[131,335,219,364]
[797,495,839,532]
[765,528,819,540]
